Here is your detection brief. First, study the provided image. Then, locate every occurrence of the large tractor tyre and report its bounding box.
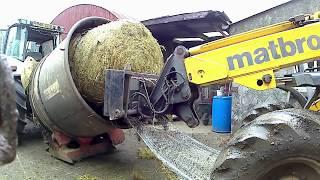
[235,87,305,131]
[15,79,28,134]
[232,102,295,132]
[0,56,18,164]
[212,109,320,180]
[242,102,294,125]
[13,78,32,145]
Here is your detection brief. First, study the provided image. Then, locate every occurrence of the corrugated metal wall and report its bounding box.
[230,0,320,35]
[51,4,119,40]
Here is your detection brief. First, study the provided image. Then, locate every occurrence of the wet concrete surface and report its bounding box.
[0,122,229,180]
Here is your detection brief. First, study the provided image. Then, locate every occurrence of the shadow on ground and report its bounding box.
[0,122,229,180]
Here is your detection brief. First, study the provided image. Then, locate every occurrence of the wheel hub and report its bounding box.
[259,157,320,180]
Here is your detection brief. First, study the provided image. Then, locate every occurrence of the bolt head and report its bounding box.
[262,74,272,83]
[176,47,184,55]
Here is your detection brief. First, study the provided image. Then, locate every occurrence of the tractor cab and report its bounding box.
[0,20,64,138]
[2,19,63,75]
[3,19,64,60]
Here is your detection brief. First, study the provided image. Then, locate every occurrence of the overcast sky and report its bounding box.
[0,0,290,28]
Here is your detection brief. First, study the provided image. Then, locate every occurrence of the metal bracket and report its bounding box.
[104,46,200,127]
[149,46,200,127]
[289,14,320,27]
[104,70,128,120]
[104,69,157,120]
[150,46,192,108]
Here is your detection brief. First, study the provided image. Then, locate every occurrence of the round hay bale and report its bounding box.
[69,20,163,106]
[21,56,38,89]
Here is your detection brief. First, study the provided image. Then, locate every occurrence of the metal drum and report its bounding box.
[30,17,114,137]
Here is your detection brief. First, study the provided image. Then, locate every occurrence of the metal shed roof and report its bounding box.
[142,10,231,58]
[143,10,231,42]
[51,4,120,40]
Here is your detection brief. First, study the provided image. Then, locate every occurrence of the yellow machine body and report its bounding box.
[309,99,320,111]
[185,14,320,90]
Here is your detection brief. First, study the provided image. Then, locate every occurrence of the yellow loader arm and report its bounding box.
[185,12,320,90]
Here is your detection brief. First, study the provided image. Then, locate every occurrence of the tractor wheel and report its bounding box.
[242,102,293,125]
[15,78,28,134]
[234,88,304,131]
[212,109,320,180]
[0,56,18,164]
[232,102,295,132]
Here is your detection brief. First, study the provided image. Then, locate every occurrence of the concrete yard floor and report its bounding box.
[0,122,229,180]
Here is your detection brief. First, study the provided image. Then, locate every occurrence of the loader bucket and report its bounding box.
[29,17,116,137]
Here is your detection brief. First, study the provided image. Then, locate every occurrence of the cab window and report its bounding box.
[5,26,27,60]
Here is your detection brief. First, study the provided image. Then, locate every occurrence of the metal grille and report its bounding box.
[130,119,219,180]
